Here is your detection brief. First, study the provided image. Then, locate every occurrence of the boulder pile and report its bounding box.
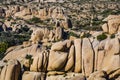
[2,37,120,80]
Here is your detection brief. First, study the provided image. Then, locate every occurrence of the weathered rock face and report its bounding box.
[30,50,49,72]
[3,44,44,60]
[82,38,94,77]
[102,15,120,34]
[74,39,82,73]
[51,41,66,51]
[62,18,72,29]
[0,59,21,80]
[22,71,45,80]
[102,38,120,73]
[55,27,64,41]
[109,68,120,80]
[47,50,68,71]
[46,73,85,80]
[65,45,75,72]
[88,71,108,80]
[30,29,44,44]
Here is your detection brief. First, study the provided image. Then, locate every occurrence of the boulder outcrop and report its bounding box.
[102,15,120,34]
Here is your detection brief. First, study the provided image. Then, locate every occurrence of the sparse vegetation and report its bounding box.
[25,54,33,66]
[0,42,8,60]
[28,17,43,24]
[81,33,92,38]
[97,33,107,41]
[68,31,79,38]
[110,34,115,39]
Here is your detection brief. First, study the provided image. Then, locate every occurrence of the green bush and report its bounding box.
[29,17,43,24]
[110,34,115,39]
[97,33,107,41]
[0,42,8,60]
[25,54,33,67]
[68,32,79,38]
[25,54,32,60]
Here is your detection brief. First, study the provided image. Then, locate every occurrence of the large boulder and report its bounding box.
[102,15,120,34]
[30,29,44,44]
[47,50,68,71]
[82,38,94,77]
[74,39,82,73]
[102,38,120,73]
[92,39,100,71]
[51,41,66,51]
[65,45,75,71]
[30,50,49,72]
[22,71,45,80]
[3,44,44,60]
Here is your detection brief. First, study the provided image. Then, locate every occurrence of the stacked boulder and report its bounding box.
[30,27,64,44]
[102,15,120,34]
[3,37,120,80]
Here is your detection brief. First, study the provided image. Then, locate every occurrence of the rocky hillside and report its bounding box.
[0,0,120,80]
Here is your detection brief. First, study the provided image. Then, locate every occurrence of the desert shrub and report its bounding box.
[25,54,32,59]
[68,32,79,38]
[0,30,31,47]
[0,42,8,60]
[81,33,91,38]
[25,54,33,67]
[110,34,115,39]
[29,17,43,23]
[97,33,107,41]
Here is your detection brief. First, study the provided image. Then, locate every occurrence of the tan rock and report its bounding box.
[30,29,44,44]
[4,44,44,60]
[92,39,99,71]
[104,38,119,55]
[109,68,120,80]
[65,45,75,71]
[97,50,105,71]
[47,71,65,76]
[69,75,86,80]
[22,71,45,80]
[30,50,49,72]
[82,38,94,77]
[88,71,107,80]
[102,15,120,34]
[55,27,63,41]
[74,39,82,73]
[102,55,120,74]
[102,23,108,33]
[51,41,66,51]
[62,18,72,29]
[63,40,72,49]
[0,59,21,80]
[108,19,120,34]
[69,36,77,40]
[47,51,68,71]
